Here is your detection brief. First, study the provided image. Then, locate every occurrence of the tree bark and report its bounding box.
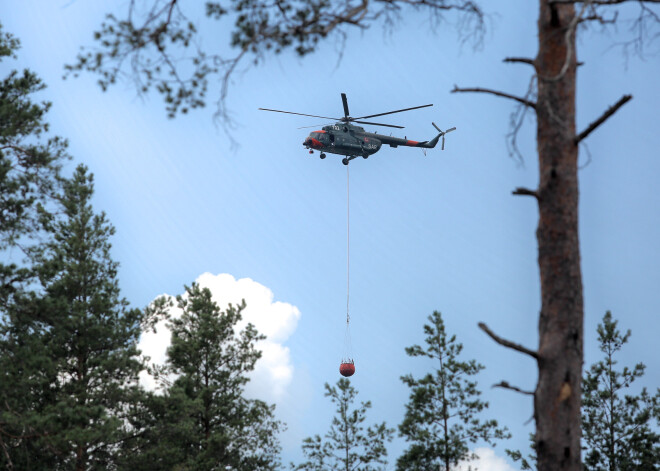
[534,2,583,471]
[439,351,449,471]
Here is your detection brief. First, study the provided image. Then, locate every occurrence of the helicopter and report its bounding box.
[259,93,456,165]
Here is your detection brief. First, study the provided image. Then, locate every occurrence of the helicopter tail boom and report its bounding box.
[368,123,455,150]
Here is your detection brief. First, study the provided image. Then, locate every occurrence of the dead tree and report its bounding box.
[466,2,647,470]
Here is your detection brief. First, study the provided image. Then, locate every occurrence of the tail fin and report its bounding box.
[424,132,442,149]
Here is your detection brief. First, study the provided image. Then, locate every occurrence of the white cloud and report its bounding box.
[454,448,516,471]
[138,272,301,403]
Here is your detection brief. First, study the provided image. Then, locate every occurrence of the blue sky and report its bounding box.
[4,1,660,468]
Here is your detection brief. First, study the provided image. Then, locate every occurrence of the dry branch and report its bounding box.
[452,85,537,109]
[575,94,632,143]
[513,187,539,199]
[493,381,535,396]
[478,322,539,360]
[503,57,535,66]
[505,56,584,66]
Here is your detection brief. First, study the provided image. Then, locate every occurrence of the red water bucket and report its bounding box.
[339,361,355,377]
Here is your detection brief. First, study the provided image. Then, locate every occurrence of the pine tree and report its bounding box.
[507,312,660,471]
[397,311,509,471]
[126,283,283,471]
[0,24,70,470]
[28,165,143,470]
[582,312,660,471]
[293,378,394,471]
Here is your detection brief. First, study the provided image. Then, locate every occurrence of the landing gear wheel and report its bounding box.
[342,158,349,166]
[362,154,368,159]
[320,153,326,159]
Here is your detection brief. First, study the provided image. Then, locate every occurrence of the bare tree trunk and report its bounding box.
[534,2,583,470]
[76,445,85,471]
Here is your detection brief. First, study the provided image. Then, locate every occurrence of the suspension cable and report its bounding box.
[346,163,350,327]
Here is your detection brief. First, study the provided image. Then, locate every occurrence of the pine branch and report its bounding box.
[0,145,28,152]
[0,145,31,161]
[478,322,539,360]
[452,85,537,109]
[575,94,632,144]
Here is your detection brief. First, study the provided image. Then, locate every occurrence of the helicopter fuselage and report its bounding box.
[303,122,439,160]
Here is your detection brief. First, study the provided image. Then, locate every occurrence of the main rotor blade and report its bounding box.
[341,93,350,118]
[353,120,404,129]
[297,123,332,129]
[259,108,338,121]
[354,103,433,120]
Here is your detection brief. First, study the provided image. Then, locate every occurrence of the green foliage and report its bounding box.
[0,292,60,470]
[0,25,73,470]
[1,165,144,469]
[38,165,143,469]
[0,23,69,250]
[0,26,283,469]
[122,283,283,471]
[0,26,20,58]
[293,378,394,471]
[67,1,485,119]
[505,434,536,471]
[397,311,509,471]
[582,311,660,471]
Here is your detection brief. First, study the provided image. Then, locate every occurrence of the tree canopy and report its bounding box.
[67,1,660,122]
[123,283,283,471]
[66,1,487,119]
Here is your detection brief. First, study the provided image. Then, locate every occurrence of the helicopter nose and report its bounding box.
[305,138,323,148]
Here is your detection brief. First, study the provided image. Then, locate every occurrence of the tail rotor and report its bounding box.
[432,122,456,150]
